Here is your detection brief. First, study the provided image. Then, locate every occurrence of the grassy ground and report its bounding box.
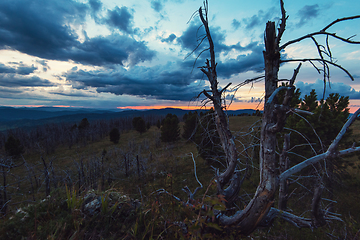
[0,116,359,239]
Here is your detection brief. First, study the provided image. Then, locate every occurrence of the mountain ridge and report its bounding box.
[0,106,258,131]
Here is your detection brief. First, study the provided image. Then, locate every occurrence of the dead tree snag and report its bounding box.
[188,0,360,235]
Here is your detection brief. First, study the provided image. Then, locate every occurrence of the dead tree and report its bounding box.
[0,157,24,215]
[183,0,360,235]
[41,156,50,197]
[22,156,36,201]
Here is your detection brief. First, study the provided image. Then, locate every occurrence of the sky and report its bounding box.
[0,0,359,112]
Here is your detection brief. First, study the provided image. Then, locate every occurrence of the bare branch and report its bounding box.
[261,207,342,229]
[276,0,288,46]
[281,58,355,81]
[267,86,290,105]
[291,108,314,115]
[183,152,203,200]
[280,28,360,50]
[280,108,360,181]
[289,63,302,86]
[321,15,360,32]
[219,82,232,94]
[289,110,324,153]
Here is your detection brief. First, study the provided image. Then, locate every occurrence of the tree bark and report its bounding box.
[279,133,290,210]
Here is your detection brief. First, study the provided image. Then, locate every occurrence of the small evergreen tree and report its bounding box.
[109,128,120,144]
[78,118,90,130]
[160,114,180,142]
[182,111,198,141]
[284,89,351,205]
[193,109,225,164]
[5,135,24,158]
[285,90,350,157]
[132,117,147,134]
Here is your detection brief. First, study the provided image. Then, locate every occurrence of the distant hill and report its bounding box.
[0,106,258,131]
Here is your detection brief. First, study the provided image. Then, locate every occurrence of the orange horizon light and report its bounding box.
[116,102,263,111]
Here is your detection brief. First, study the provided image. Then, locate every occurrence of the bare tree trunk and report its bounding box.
[124,154,128,177]
[81,159,85,189]
[326,157,335,212]
[2,166,7,215]
[23,157,36,201]
[41,156,50,196]
[49,159,58,189]
[311,180,326,227]
[136,155,140,178]
[279,133,290,210]
[101,152,105,190]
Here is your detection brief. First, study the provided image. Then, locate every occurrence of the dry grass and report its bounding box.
[2,115,360,239]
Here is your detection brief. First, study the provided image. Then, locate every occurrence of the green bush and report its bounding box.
[109,127,120,144]
[194,109,225,164]
[182,111,198,141]
[78,118,90,130]
[161,114,180,142]
[132,117,147,134]
[4,135,24,158]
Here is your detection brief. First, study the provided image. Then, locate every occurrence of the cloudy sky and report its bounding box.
[0,0,359,112]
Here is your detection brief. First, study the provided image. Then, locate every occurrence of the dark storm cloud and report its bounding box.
[105,6,134,34]
[0,87,23,95]
[151,0,164,12]
[0,0,155,66]
[89,0,102,13]
[68,34,156,66]
[178,21,265,78]
[296,79,360,99]
[0,74,55,87]
[89,0,102,22]
[0,88,24,99]
[227,95,262,103]
[64,63,206,101]
[0,64,16,74]
[217,43,265,78]
[36,60,51,72]
[242,7,276,30]
[16,64,38,75]
[161,34,177,43]
[0,63,37,75]
[178,20,248,56]
[245,97,262,103]
[49,91,95,98]
[296,4,320,27]
[231,19,241,30]
[177,20,207,51]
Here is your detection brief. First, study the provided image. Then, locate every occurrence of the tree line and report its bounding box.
[0,114,164,157]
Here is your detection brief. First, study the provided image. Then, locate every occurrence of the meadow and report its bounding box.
[0,115,359,239]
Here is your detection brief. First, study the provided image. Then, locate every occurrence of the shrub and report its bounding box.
[109,128,120,144]
[132,117,147,134]
[78,118,90,130]
[194,109,224,164]
[182,111,198,141]
[160,114,180,142]
[5,135,24,158]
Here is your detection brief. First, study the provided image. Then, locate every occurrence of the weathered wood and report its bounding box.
[279,133,290,210]
[192,0,360,235]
